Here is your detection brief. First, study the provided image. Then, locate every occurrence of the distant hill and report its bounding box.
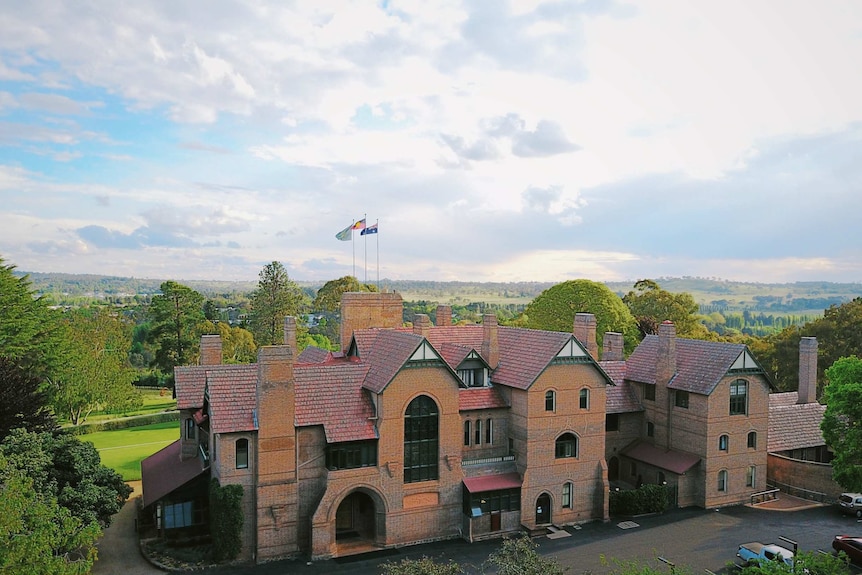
[14,271,862,316]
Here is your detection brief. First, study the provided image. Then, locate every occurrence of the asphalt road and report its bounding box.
[197,504,862,575]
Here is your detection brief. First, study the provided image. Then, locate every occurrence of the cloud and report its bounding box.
[511,120,580,157]
[18,92,103,115]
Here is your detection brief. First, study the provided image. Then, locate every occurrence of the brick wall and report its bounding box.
[214,432,256,561]
[340,292,403,351]
[768,453,843,501]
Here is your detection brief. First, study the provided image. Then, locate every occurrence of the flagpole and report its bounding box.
[363,213,367,283]
[376,218,380,291]
[352,226,356,278]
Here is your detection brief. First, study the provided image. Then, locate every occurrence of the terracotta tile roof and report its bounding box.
[768,400,827,452]
[494,327,574,390]
[297,346,331,364]
[769,391,800,408]
[622,441,701,474]
[463,471,522,493]
[437,342,474,370]
[350,328,384,358]
[459,387,509,411]
[295,361,375,443]
[361,330,425,393]
[205,365,258,434]
[175,364,246,409]
[626,335,752,395]
[141,440,207,508]
[601,360,643,414]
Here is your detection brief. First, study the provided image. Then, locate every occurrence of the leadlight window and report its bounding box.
[326,440,377,470]
[554,433,578,459]
[730,380,748,415]
[545,390,556,412]
[404,395,439,483]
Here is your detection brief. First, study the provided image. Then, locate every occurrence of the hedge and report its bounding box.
[609,484,670,516]
[65,410,180,435]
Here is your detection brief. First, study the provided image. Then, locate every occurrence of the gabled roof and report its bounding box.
[141,440,207,508]
[296,361,375,443]
[768,392,827,452]
[496,327,594,390]
[297,346,331,364]
[601,360,643,414]
[459,387,509,411]
[361,330,427,393]
[205,366,258,434]
[626,335,766,395]
[437,342,475,370]
[175,364,244,410]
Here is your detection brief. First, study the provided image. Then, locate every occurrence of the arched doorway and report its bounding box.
[535,493,551,525]
[608,456,620,481]
[335,491,376,543]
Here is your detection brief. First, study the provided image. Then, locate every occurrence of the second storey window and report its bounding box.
[644,384,655,401]
[579,388,589,409]
[545,390,556,412]
[555,433,578,459]
[326,441,378,470]
[236,438,249,469]
[464,420,471,446]
[485,418,493,444]
[719,434,729,452]
[747,431,757,449]
[730,380,748,415]
[404,395,439,483]
[674,390,689,408]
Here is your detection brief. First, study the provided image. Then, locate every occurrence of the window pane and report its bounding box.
[236,439,249,469]
[404,396,439,483]
[545,391,555,411]
[579,389,589,409]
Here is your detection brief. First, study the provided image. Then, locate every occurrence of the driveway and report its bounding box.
[92,481,163,575]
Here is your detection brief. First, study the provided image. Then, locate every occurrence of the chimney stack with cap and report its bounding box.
[797,337,818,404]
[573,313,598,359]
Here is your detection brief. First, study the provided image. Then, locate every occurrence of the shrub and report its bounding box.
[209,479,244,562]
[610,484,669,516]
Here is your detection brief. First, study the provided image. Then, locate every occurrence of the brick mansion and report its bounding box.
[141,291,825,563]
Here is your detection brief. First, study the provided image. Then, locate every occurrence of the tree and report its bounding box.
[1,429,132,528]
[821,356,862,492]
[147,281,205,383]
[52,309,139,424]
[0,453,100,575]
[0,257,65,379]
[737,549,850,575]
[622,280,710,339]
[312,275,377,313]
[248,262,308,346]
[0,357,57,439]
[199,320,256,364]
[520,279,640,354]
[484,534,568,575]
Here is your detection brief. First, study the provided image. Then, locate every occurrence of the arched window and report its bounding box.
[730,379,748,415]
[746,465,756,488]
[545,390,556,412]
[647,421,655,437]
[717,469,728,492]
[562,482,573,508]
[747,431,757,449]
[404,395,439,483]
[555,432,578,459]
[464,420,471,446]
[475,419,482,445]
[579,388,589,409]
[719,434,729,451]
[486,418,493,444]
[236,438,249,469]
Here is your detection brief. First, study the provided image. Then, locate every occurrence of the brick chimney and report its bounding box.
[797,336,818,404]
[657,321,676,386]
[200,335,222,365]
[340,292,403,352]
[255,344,298,558]
[481,313,499,370]
[602,332,624,362]
[413,314,432,338]
[283,316,297,354]
[573,313,598,359]
[435,305,452,326]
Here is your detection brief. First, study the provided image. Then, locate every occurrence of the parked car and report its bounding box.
[838,493,862,517]
[737,542,795,567]
[832,535,862,565]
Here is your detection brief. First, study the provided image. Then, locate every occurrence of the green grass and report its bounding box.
[81,388,177,424]
[82,420,179,481]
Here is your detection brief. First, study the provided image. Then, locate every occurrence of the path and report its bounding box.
[92,481,163,575]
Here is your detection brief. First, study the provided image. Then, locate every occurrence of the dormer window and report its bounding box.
[458,367,486,387]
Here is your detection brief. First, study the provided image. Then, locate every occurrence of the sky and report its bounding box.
[2,1,862,285]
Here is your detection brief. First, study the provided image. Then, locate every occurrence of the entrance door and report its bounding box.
[335,491,376,541]
[490,511,501,532]
[535,493,551,525]
[608,456,619,481]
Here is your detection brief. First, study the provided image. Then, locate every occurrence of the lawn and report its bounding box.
[82,420,179,481]
[82,387,177,424]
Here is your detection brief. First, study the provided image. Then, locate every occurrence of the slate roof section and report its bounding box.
[459,387,509,411]
[437,342,474,370]
[625,335,752,395]
[295,361,375,443]
[175,364,246,410]
[495,327,574,390]
[601,360,643,414]
[362,330,425,393]
[622,441,701,474]
[297,346,331,364]
[205,365,258,434]
[768,394,827,452]
[141,440,207,508]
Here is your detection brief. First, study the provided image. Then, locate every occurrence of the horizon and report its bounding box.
[2,2,862,284]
